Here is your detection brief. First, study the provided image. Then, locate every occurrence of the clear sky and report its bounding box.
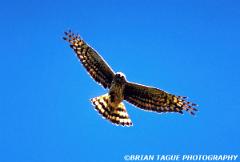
[0,0,240,162]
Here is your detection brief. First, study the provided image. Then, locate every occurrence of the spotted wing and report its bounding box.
[63,31,115,89]
[124,82,198,115]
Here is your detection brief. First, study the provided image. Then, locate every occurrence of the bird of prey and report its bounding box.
[63,31,198,127]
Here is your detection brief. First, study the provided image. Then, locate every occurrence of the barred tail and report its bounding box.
[91,94,133,126]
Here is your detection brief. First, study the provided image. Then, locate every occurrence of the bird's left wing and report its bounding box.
[64,31,115,89]
[124,82,198,115]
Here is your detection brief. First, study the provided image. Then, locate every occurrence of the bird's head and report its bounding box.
[114,72,127,83]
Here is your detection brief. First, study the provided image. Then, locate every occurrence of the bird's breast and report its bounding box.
[109,82,124,106]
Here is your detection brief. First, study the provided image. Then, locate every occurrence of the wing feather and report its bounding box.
[63,31,115,89]
[124,82,198,115]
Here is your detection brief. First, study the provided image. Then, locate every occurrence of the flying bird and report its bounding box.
[63,31,198,127]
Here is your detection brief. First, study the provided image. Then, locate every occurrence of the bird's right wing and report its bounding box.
[64,31,115,89]
[124,82,197,115]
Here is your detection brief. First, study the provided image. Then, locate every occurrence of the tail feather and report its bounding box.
[91,94,133,126]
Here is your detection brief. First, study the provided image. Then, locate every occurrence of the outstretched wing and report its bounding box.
[124,82,198,115]
[63,31,115,89]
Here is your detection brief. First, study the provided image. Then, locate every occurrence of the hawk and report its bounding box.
[63,31,198,127]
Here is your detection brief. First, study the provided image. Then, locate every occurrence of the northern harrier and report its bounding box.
[63,31,198,127]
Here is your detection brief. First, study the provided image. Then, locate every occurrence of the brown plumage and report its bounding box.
[63,30,198,127]
[91,94,132,126]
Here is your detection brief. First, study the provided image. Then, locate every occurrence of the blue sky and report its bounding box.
[0,0,240,162]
